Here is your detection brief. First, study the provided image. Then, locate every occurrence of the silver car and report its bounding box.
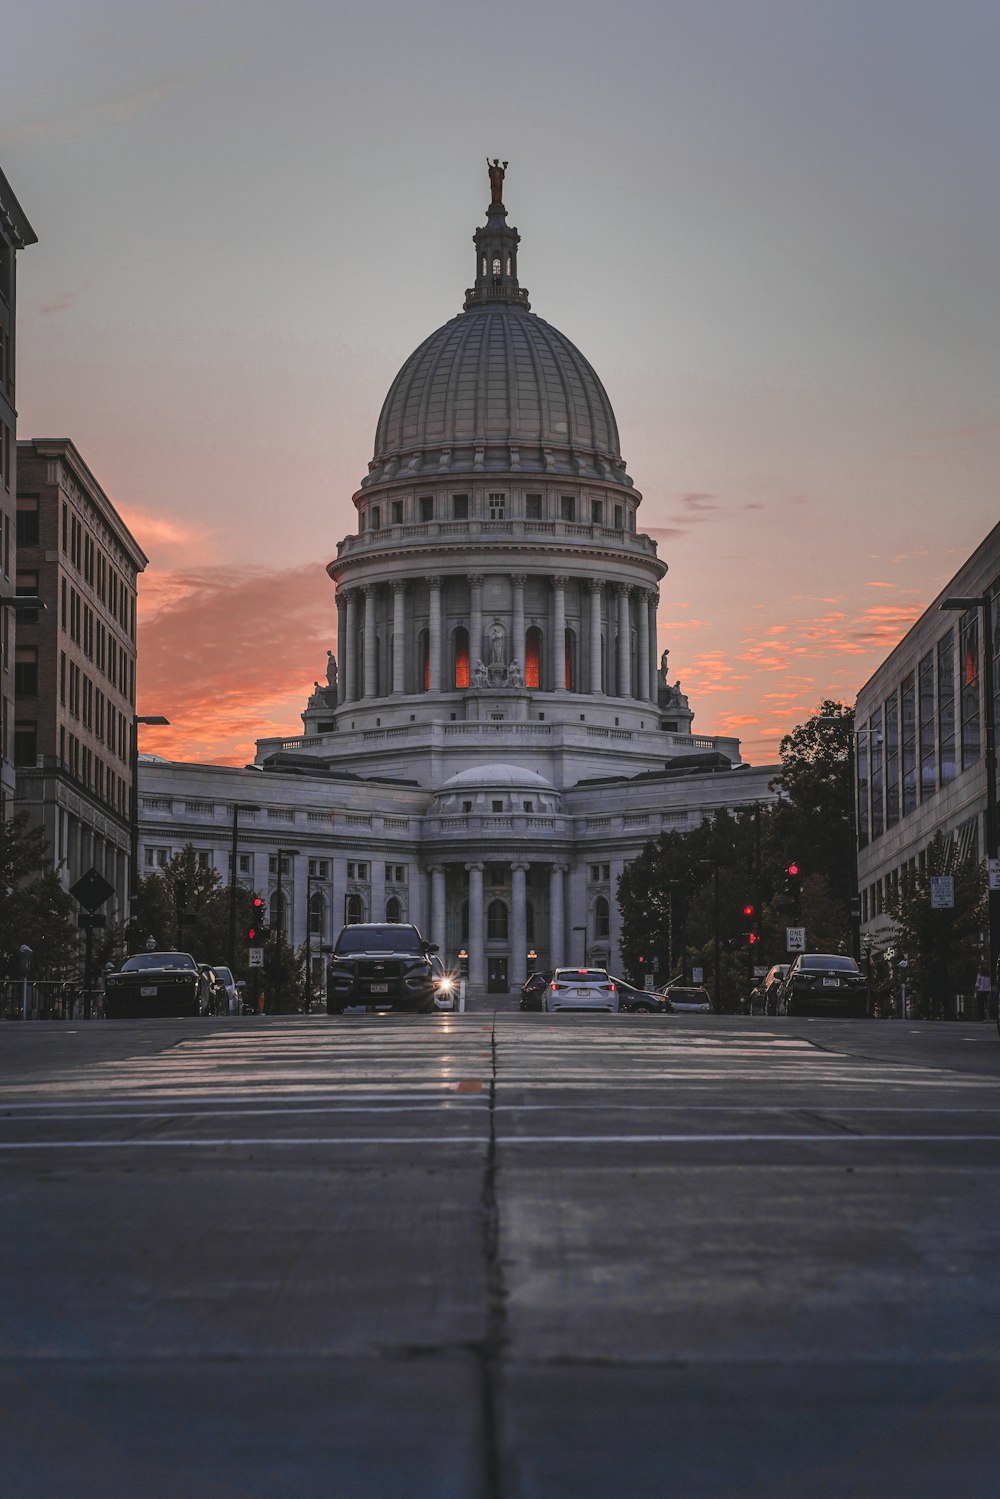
[544,967,620,1013]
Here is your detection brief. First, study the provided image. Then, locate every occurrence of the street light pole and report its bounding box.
[942,594,999,1015]
[228,801,260,969]
[129,714,169,948]
[274,848,299,1014]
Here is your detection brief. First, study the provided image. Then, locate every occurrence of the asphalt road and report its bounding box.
[1,1010,998,1498]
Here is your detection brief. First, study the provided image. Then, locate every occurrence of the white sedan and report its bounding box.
[543,968,620,1012]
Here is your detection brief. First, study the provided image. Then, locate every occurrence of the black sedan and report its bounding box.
[613,977,665,1013]
[775,953,868,1017]
[520,971,551,1011]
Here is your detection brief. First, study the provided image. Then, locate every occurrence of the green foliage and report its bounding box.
[769,700,855,914]
[133,844,259,980]
[883,834,985,1018]
[0,813,79,978]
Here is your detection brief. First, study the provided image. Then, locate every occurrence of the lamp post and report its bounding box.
[228,801,260,969]
[273,848,299,1014]
[129,714,170,947]
[941,593,999,1016]
[306,868,328,1003]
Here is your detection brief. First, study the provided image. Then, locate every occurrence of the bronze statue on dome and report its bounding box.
[488,158,508,205]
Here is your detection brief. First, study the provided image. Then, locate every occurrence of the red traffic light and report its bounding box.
[252,896,266,912]
[786,863,800,878]
[247,927,258,942]
[742,903,755,917]
[748,932,761,945]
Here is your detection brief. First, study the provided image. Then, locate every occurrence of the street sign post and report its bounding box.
[70,868,115,1019]
[929,875,955,910]
[248,948,264,968]
[786,927,805,953]
[988,858,1000,892]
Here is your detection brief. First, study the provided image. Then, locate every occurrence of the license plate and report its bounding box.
[575,988,591,997]
[140,986,157,997]
[822,977,839,987]
[369,983,389,994]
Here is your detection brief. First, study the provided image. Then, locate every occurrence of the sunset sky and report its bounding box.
[5,0,998,768]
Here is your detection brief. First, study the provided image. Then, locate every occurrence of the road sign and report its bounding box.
[786,926,805,953]
[248,948,264,967]
[989,858,1000,891]
[70,867,115,912]
[753,965,768,978]
[691,966,704,984]
[929,875,955,910]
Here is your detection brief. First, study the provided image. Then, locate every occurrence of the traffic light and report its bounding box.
[784,863,802,919]
[741,903,760,946]
[247,895,266,944]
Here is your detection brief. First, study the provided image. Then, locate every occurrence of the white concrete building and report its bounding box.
[139,167,778,989]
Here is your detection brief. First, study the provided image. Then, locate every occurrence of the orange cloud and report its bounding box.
[136,563,335,766]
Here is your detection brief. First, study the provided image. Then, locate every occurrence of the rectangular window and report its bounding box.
[901,672,917,815]
[452,493,469,521]
[370,505,380,531]
[938,629,956,785]
[918,651,936,800]
[15,570,39,621]
[419,495,434,522]
[560,495,575,522]
[960,610,981,771]
[268,854,293,875]
[14,720,37,765]
[14,646,38,697]
[347,862,355,879]
[391,500,403,525]
[525,493,542,520]
[884,690,899,829]
[308,858,329,879]
[869,711,884,839]
[488,491,506,521]
[357,862,368,880]
[16,496,39,546]
[591,499,604,525]
[856,729,869,848]
[615,504,624,530]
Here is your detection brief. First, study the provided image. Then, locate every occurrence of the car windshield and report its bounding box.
[555,969,609,983]
[213,967,235,984]
[336,925,424,955]
[799,956,859,973]
[120,953,197,972]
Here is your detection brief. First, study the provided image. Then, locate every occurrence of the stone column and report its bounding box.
[637,588,650,701]
[568,863,588,964]
[429,864,447,954]
[363,585,377,698]
[648,591,659,701]
[588,579,603,694]
[551,576,568,692]
[548,863,566,969]
[370,856,385,924]
[392,581,406,694]
[466,862,485,994]
[336,591,348,704]
[331,853,349,932]
[428,578,442,692]
[511,574,526,674]
[469,575,483,675]
[510,862,528,989]
[344,589,358,702]
[616,584,631,699]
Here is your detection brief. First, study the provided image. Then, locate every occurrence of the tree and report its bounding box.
[883,833,985,1019]
[0,813,79,978]
[133,845,258,978]
[768,700,854,937]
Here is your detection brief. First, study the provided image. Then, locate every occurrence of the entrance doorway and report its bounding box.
[487,957,508,993]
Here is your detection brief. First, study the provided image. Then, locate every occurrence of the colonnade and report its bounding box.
[335,573,660,704]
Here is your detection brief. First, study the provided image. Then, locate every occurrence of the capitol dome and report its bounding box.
[440,764,554,791]
[362,180,629,488]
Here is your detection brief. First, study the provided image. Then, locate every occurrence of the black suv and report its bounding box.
[326,923,438,1014]
[776,953,868,1018]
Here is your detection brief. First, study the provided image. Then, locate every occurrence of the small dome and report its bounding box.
[439,764,554,791]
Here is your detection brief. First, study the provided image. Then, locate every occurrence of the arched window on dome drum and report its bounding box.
[525,626,542,689]
[565,628,576,692]
[594,896,610,940]
[487,899,509,940]
[492,257,501,276]
[345,893,364,926]
[385,896,402,923]
[453,626,470,689]
[417,629,430,692]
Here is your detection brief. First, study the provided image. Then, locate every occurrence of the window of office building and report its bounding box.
[901,673,917,815]
[869,711,884,840]
[16,496,39,546]
[884,690,899,829]
[14,645,37,697]
[13,720,36,765]
[918,651,936,800]
[959,610,981,771]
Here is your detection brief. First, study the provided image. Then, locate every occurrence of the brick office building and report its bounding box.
[14,438,147,918]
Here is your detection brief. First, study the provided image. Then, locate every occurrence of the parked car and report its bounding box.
[659,983,712,1014]
[326,922,438,1014]
[775,954,868,1018]
[543,967,620,1013]
[431,955,460,1010]
[761,964,790,1015]
[104,951,202,1019]
[211,964,240,1015]
[520,971,551,1011]
[613,976,665,1013]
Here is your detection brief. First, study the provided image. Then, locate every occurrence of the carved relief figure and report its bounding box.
[507,660,523,687]
[326,649,338,689]
[489,621,505,666]
[474,658,489,687]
